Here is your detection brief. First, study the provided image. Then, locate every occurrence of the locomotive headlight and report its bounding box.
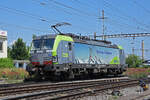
[46,50,52,52]
[64,67,69,70]
[37,50,43,53]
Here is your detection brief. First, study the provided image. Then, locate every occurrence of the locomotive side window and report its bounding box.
[68,42,72,51]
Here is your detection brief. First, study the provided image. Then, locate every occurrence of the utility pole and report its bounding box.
[130,40,149,60]
[142,40,144,60]
[132,48,135,55]
[131,37,135,55]
[94,32,96,40]
[99,10,107,40]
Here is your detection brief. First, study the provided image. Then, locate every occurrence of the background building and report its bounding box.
[0,30,7,58]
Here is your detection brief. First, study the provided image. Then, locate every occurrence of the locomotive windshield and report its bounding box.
[32,38,55,49]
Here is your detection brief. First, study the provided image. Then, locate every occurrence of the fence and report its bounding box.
[13,60,30,69]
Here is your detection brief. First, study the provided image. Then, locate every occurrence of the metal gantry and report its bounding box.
[96,33,150,38]
[95,33,150,60]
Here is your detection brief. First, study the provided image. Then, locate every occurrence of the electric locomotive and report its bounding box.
[27,33,127,80]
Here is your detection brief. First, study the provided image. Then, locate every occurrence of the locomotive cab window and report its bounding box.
[68,42,72,51]
[32,38,55,49]
[43,38,55,49]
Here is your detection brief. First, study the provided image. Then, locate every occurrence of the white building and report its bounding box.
[0,30,7,58]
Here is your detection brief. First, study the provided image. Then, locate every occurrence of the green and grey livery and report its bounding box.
[28,34,126,80]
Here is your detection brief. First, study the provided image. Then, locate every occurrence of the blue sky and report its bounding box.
[0,0,150,59]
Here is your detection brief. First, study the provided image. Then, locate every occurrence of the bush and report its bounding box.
[126,54,143,68]
[0,58,14,68]
[0,68,29,80]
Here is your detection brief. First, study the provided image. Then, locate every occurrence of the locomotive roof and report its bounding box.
[33,33,119,49]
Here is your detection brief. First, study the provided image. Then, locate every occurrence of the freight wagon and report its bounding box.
[27,34,126,80]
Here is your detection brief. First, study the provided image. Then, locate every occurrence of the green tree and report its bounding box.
[7,46,12,58]
[10,38,29,60]
[27,46,31,58]
[126,54,143,68]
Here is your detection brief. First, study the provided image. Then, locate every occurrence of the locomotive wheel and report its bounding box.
[33,68,44,81]
[60,72,69,81]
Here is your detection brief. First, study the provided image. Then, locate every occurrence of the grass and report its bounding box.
[0,68,29,81]
[125,68,150,79]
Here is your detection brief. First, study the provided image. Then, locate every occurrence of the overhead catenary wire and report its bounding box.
[107,19,137,32]
[1,0,149,35]
[0,4,58,24]
[71,1,142,37]
[32,0,74,15]
[32,0,97,33]
[132,0,150,29]
[104,12,148,32]
[104,0,150,30]
[70,0,98,11]
[0,3,63,33]
[71,0,148,33]
[0,21,51,33]
[103,0,150,31]
[133,0,150,15]
[103,10,148,32]
[49,0,98,17]
[73,0,149,33]
[43,0,98,21]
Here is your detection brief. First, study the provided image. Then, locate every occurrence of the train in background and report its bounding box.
[26,33,127,80]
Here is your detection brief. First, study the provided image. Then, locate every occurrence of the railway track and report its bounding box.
[0,77,128,96]
[0,75,126,88]
[0,77,149,100]
[0,81,39,88]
